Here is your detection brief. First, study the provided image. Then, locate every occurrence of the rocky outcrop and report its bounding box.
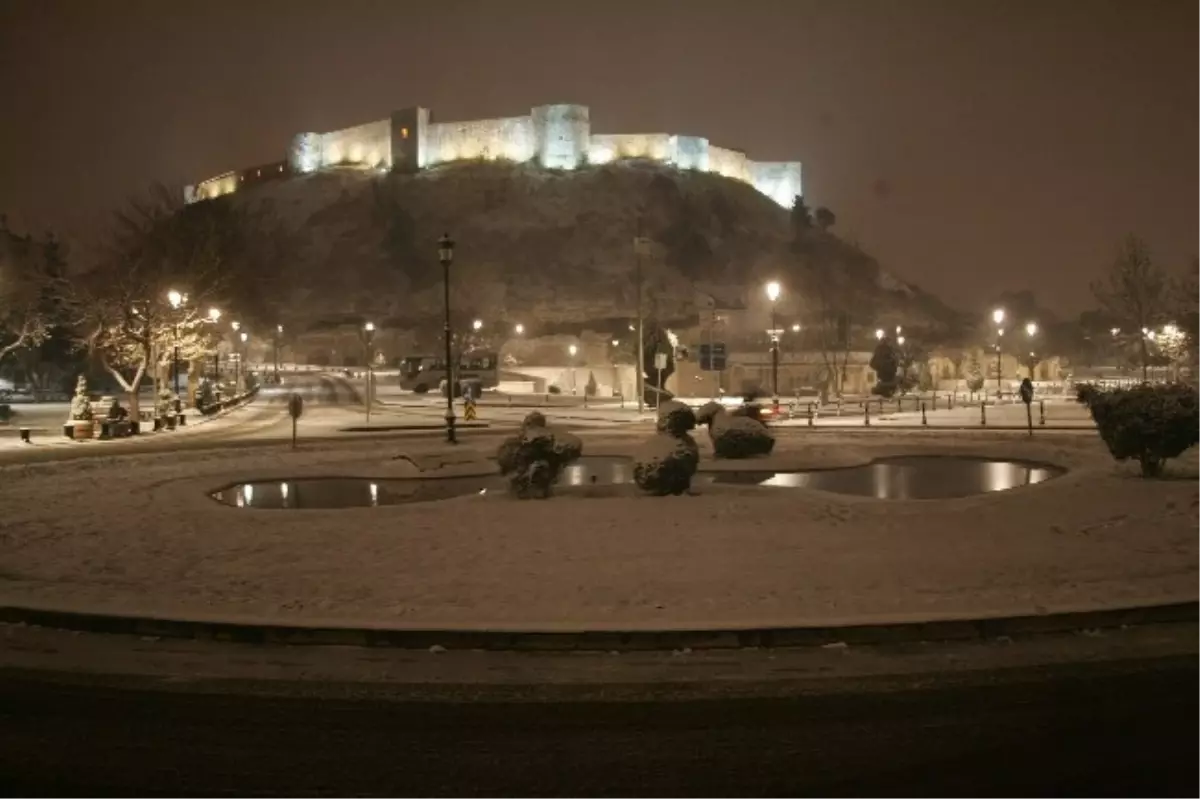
[633,400,700,495]
[496,412,583,498]
[696,401,775,458]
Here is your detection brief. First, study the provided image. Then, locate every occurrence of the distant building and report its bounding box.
[185,103,803,208]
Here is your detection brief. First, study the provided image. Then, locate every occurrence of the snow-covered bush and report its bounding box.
[697,400,775,458]
[69,375,93,421]
[1076,382,1199,477]
[155,387,176,419]
[634,400,699,495]
[495,411,583,498]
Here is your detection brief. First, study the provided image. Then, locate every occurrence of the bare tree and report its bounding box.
[0,220,59,363]
[1090,235,1170,381]
[70,187,253,415]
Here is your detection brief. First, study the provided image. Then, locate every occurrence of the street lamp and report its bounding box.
[791,323,801,333]
[274,324,283,381]
[438,233,457,444]
[472,319,483,331]
[765,281,781,399]
[167,289,186,400]
[568,343,578,394]
[897,336,906,346]
[992,308,1006,398]
[1024,321,1039,378]
[363,322,375,423]
[875,328,885,341]
[206,308,222,384]
[238,331,248,392]
[514,323,524,335]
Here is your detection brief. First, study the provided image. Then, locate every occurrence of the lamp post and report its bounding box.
[1024,321,1038,378]
[765,281,781,399]
[438,233,457,444]
[167,289,185,400]
[514,323,524,335]
[363,322,375,423]
[238,331,248,392]
[274,324,283,381]
[992,308,1005,398]
[568,343,578,395]
[207,308,222,384]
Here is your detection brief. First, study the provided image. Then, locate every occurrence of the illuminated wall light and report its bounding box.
[368,149,380,166]
[349,143,364,162]
[326,144,342,164]
[401,127,409,139]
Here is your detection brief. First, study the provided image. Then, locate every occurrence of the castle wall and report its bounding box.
[708,145,752,183]
[423,114,535,167]
[190,171,239,202]
[589,133,671,163]
[750,161,803,209]
[319,118,392,169]
[186,101,803,208]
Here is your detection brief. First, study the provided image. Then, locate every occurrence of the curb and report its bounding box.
[1,601,1193,652]
[340,423,492,432]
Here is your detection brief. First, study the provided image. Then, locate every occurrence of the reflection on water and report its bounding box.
[214,477,493,509]
[561,457,634,487]
[710,456,1062,500]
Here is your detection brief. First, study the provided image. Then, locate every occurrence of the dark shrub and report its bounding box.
[1076,382,1199,477]
[495,413,582,498]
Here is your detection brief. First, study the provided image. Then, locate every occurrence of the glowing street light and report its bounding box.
[1025,321,1038,337]
[514,323,525,335]
[764,281,781,398]
[568,344,578,395]
[791,323,801,333]
[208,307,221,322]
[1110,327,1120,337]
[897,336,906,346]
[167,289,184,309]
[875,328,885,340]
[992,308,1006,397]
[472,319,483,331]
[165,289,188,398]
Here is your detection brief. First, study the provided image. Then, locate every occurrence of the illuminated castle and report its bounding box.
[185,103,803,207]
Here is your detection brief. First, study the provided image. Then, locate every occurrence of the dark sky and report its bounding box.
[2,0,1195,315]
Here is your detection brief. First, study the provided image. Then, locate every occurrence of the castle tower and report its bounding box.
[390,106,429,172]
[531,104,589,169]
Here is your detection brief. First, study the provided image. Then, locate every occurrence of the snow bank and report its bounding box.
[0,434,1195,631]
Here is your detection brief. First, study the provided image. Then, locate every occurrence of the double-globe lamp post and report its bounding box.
[438,233,457,444]
[167,289,187,401]
[765,281,781,399]
[992,308,1006,398]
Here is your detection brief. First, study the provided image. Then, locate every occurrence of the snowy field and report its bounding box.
[0,431,1195,631]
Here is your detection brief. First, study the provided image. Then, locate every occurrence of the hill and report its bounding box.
[229,159,956,339]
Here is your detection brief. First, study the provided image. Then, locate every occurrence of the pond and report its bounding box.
[706,456,1063,500]
[212,456,635,509]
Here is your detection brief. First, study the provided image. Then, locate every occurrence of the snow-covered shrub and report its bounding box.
[1076,382,1199,477]
[495,412,583,498]
[69,376,93,421]
[155,387,176,419]
[634,400,699,495]
[697,401,775,458]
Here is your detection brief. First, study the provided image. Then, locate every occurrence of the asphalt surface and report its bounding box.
[1,649,1194,796]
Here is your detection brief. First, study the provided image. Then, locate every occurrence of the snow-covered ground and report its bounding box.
[0,431,1194,631]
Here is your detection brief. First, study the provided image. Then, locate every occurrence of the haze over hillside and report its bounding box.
[229,159,956,338]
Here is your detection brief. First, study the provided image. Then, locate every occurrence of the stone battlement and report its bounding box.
[185,103,802,207]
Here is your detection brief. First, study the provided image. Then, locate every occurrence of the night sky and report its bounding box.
[2,0,1195,314]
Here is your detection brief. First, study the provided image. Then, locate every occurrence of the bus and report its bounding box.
[397,350,500,395]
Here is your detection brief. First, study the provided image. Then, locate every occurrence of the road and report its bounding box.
[0,647,1193,797]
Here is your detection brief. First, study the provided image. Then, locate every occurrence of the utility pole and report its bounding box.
[635,215,645,414]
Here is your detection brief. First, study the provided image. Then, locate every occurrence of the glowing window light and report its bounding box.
[401,127,409,139]
[326,144,343,164]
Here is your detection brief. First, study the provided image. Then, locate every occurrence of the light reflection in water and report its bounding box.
[725,457,1060,500]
